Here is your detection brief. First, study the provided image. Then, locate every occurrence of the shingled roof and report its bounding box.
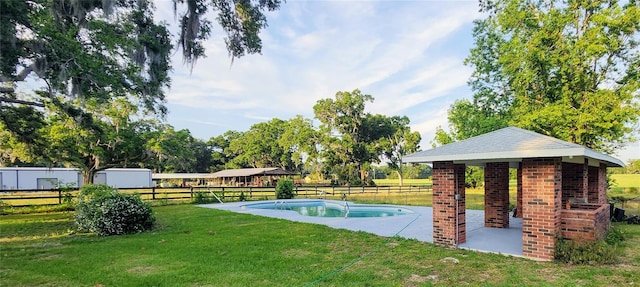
[404,127,624,167]
[210,168,293,177]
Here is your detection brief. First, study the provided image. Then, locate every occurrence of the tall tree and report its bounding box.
[144,125,198,173]
[0,0,282,174]
[313,90,419,185]
[46,99,150,183]
[439,0,640,153]
[278,115,320,176]
[379,116,421,186]
[228,118,294,170]
[314,90,374,184]
[208,130,243,171]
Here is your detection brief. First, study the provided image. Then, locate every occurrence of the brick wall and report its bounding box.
[521,157,562,261]
[560,203,610,242]
[484,162,510,228]
[432,161,466,246]
[562,162,585,207]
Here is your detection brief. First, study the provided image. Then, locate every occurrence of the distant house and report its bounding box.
[152,168,294,187]
[210,168,294,186]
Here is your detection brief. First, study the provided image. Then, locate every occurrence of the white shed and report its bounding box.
[0,167,82,190]
[93,168,152,188]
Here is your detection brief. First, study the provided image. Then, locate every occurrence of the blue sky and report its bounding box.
[159,1,479,142]
[155,0,638,162]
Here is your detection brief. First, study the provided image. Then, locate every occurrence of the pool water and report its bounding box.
[244,200,414,218]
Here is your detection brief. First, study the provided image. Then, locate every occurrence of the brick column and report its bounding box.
[515,163,523,218]
[596,163,607,204]
[484,162,510,228]
[587,166,598,203]
[432,161,466,246]
[522,157,562,261]
[582,159,589,199]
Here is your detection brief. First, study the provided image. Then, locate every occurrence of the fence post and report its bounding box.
[152,186,156,200]
[58,189,62,204]
[190,187,193,199]
[315,185,318,195]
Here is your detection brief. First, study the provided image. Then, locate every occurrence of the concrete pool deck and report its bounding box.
[200,199,523,257]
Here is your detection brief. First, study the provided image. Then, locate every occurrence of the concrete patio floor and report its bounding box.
[200,199,523,257]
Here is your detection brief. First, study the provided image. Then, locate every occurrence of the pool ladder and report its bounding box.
[344,202,350,218]
[274,200,290,210]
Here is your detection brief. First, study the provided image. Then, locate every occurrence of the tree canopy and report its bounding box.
[0,0,282,180]
[436,0,640,153]
[314,89,420,185]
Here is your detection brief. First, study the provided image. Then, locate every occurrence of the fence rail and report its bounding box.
[0,185,433,207]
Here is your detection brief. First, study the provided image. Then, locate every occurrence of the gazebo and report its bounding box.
[403,127,624,261]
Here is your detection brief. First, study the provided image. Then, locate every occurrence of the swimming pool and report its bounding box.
[243,200,415,218]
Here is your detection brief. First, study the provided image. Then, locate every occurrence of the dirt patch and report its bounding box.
[402,274,436,287]
[282,249,312,258]
[127,266,157,275]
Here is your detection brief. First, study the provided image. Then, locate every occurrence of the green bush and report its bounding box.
[554,236,622,265]
[193,192,211,204]
[275,179,295,199]
[75,184,155,236]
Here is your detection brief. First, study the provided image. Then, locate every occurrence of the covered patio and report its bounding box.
[403,127,624,261]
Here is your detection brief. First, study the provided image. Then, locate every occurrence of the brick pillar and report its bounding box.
[587,166,598,203]
[432,161,466,246]
[582,159,589,199]
[455,164,466,244]
[515,163,523,218]
[596,163,607,204]
[522,157,562,261]
[484,162,510,228]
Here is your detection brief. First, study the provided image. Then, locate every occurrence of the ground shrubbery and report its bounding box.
[275,179,295,199]
[75,184,155,236]
[554,225,625,265]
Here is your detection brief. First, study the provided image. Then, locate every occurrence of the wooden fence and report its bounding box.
[0,185,433,207]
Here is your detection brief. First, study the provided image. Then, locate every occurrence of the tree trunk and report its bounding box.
[83,168,96,185]
[396,170,404,187]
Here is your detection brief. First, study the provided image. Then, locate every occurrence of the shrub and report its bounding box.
[275,179,295,199]
[75,184,155,236]
[554,236,622,265]
[605,224,626,245]
[193,191,211,204]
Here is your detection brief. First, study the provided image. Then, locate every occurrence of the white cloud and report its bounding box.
[158,0,481,144]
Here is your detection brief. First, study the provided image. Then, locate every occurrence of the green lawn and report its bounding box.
[611,174,640,188]
[1,205,639,286]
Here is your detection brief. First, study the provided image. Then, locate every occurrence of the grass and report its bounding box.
[1,205,639,286]
[610,174,640,188]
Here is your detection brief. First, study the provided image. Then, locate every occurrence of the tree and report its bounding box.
[314,90,374,184]
[379,116,421,186]
[313,90,418,185]
[228,118,294,170]
[208,130,243,171]
[0,0,282,174]
[440,0,640,153]
[144,125,198,173]
[45,99,150,183]
[278,115,321,176]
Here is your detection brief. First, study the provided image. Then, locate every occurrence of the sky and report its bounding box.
[153,0,639,163]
